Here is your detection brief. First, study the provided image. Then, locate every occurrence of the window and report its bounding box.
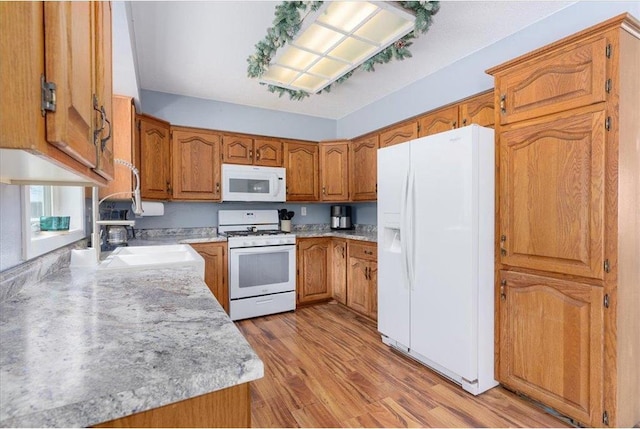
[22,185,86,260]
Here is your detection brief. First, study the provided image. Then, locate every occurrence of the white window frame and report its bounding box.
[21,185,86,260]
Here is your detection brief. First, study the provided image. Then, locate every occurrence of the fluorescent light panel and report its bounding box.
[260,2,416,93]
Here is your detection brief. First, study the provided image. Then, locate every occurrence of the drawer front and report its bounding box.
[348,241,377,261]
[496,37,608,124]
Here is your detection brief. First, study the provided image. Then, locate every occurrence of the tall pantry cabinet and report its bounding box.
[487,14,639,428]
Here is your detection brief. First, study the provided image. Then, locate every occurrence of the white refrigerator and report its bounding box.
[377,124,497,395]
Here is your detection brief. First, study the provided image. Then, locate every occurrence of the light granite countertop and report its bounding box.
[292,229,377,243]
[0,264,263,427]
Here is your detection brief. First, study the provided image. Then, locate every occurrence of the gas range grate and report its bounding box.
[223,229,285,238]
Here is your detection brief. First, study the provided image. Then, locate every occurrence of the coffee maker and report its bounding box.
[330,205,352,230]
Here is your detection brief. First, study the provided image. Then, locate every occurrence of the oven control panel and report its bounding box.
[228,234,296,249]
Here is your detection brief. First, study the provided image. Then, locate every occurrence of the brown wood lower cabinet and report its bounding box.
[190,242,228,314]
[331,239,347,305]
[498,270,603,425]
[298,237,377,319]
[346,241,377,320]
[297,238,332,304]
[94,383,250,428]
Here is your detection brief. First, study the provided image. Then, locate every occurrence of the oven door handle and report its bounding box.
[229,244,295,255]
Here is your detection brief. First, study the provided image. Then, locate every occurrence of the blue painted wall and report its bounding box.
[140,90,336,142]
[108,201,377,229]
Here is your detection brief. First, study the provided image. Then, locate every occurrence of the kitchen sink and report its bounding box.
[98,244,204,278]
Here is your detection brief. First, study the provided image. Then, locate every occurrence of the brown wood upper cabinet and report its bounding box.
[379,121,418,148]
[417,105,458,137]
[99,95,135,201]
[190,242,228,314]
[284,141,319,201]
[137,114,171,200]
[459,91,494,127]
[0,2,113,186]
[319,141,349,201]
[297,238,332,305]
[93,1,114,181]
[222,134,283,167]
[350,135,378,201]
[494,37,607,125]
[172,126,222,201]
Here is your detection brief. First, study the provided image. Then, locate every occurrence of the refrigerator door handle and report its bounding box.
[400,167,411,290]
[406,166,416,290]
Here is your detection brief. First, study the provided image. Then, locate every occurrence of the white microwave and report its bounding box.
[221,164,286,202]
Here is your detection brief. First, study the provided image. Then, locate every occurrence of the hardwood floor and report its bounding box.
[236,302,569,428]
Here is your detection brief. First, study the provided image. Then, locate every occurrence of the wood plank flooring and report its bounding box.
[236,302,569,428]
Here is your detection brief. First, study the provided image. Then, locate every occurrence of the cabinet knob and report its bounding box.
[249,149,253,159]
[256,149,261,160]
[452,121,457,129]
[500,94,506,113]
[462,118,467,126]
[322,186,326,195]
[500,280,507,300]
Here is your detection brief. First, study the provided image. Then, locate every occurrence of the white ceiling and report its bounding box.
[130,1,575,120]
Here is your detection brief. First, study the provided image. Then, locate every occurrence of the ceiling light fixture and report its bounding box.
[247,1,440,100]
[260,2,415,94]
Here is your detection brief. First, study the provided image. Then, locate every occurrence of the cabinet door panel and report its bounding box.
[418,106,458,137]
[254,139,282,167]
[460,91,494,127]
[285,141,319,201]
[223,135,253,165]
[320,142,349,201]
[347,257,369,315]
[331,240,347,305]
[368,261,378,321]
[496,37,607,124]
[298,238,331,304]
[172,128,221,200]
[44,2,96,168]
[500,109,605,279]
[350,136,378,201]
[499,271,603,426]
[191,243,228,314]
[138,115,171,200]
[93,1,113,180]
[379,121,418,148]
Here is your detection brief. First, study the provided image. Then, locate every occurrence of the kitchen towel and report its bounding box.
[134,201,164,217]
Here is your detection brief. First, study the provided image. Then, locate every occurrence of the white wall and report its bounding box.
[337,1,640,138]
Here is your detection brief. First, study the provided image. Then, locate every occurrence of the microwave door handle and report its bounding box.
[273,173,281,197]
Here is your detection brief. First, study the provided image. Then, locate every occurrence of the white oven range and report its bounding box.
[219,210,296,321]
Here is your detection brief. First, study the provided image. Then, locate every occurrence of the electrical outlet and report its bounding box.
[301,207,307,216]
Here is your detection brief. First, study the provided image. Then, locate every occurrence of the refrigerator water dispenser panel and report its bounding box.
[382,228,402,253]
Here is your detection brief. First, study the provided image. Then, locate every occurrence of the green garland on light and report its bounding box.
[247,1,440,100]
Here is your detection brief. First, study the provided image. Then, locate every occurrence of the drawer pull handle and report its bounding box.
[500,94,506,113]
